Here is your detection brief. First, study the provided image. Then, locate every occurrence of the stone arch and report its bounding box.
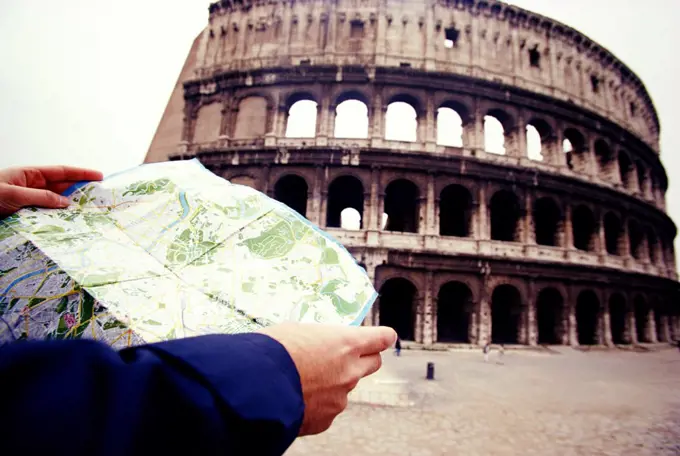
[437,281,474,343]
[484,108,514,155]
[233,94,272,139]
[536,287,565,345]
[327,175,364,229]
[384,179,420,233]
[563,127,586,171]
[193,102,223,143]
[628,219,645,260]
[333,89,371,107]
[385,96,419,142]
[572,205,597,252]
[604,212,624,255]
[647,227,660,264]
[526,117,554,162]
[634,295,651,342]
[636,161,649,197]
[608,293,628,345]
[534,197,562,247]
[595,139,616,182]
[274,174,308,217]
[334,97,369,139]
[576,290,600,345]
[490,190,522,242]
[618,150,635,191]
[378,277,417,341]
[439,184,473,237]
[436,101,470,147]
[285,93,318,138]
[491,284,523,344]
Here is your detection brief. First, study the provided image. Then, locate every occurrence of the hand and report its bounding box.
[259,323,396,436]
[0,166,103,216]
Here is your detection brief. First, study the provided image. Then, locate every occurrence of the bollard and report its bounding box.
[426,362,435,380]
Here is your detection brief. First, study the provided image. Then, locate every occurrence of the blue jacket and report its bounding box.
[0,334,304,455]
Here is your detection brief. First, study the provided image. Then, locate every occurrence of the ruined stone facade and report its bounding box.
[146,0,679,346]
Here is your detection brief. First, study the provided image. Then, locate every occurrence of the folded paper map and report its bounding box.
[0,159,377,348]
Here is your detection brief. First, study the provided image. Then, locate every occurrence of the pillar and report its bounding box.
[524,192,535,244]
[361,262,377,326]
[510,111,526,158]
[470,101,485,152]
[418,195,428,235]
[414,294,424,344]
[564,204,574,249]
[425,94,436,151]
[602,292,613,346]
[629,305,639,344]
[527,280,538,346]
[426,174,436,235]
[422,271,435,346]
[647,308,658,343]
[477,184,490,240]
[368,167,381,231]
[568,297,578,346]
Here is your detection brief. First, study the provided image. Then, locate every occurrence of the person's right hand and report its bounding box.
[259,323,396,436]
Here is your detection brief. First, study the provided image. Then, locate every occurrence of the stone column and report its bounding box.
[564,204,574,249]
[361,262,377,326]
[414,294,424,344]
[477,267,492,345]
[470,102,485,152]
[510,111,526,158]
[601,291,613,346]
[660,315,670,343]
[568,295,578,346]
[368,167,381,231]
[422,271,435,346]
[425,94,436,152]
[647,308,658,343]
[477,184,490,240]
[527,280,538,346]
[426,174,436,235]
[316,92,331,145]
[307,166,324,226]
[524,192,535,244]
[621,218,632,259]
[629,305,639,344]
[369,89,384,145]
[418,195,428,235]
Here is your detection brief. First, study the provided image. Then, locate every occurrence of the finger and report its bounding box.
[356,353,383,378]
[0,185,69,211]
[28,166,103,185]
[353,326,397,356]
[48,181,84,195]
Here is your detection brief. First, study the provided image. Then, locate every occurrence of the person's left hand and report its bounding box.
[0,166,103,217]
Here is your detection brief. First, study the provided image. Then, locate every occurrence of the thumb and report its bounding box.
[0,185,70,213]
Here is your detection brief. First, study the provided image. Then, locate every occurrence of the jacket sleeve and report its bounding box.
[0,333,304,456]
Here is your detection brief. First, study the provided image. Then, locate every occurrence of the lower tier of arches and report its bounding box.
[354,250,679,347]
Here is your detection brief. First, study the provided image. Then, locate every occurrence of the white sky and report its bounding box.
[1,0,678,248]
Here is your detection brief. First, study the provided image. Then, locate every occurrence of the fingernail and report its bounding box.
[58,196,70,207]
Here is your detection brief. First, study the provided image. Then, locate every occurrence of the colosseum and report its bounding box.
[146,0,679,347]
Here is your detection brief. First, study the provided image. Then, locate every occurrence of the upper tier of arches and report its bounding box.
[197,0,659,151]
[185,85,668,212]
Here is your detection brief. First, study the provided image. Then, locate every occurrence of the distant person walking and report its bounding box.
[497,344,505,364]
[395,336,402,356]
[483,342,491,362]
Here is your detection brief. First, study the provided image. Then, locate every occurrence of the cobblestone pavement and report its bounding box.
[286,346,680,455]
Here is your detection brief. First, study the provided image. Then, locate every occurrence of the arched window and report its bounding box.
[285,99,317,138]
[563,128,586,171]
[233,96,268,139]
[595,139,614,181]
[618,151,635,190]
[326,176,364,229]
[572,205,596,252]
[628,220,644,260]
[491,285,523,344]
[576,290,599,345]
[536,288,564,344]
[437,282,474,343]
[385,101,417,142]
[439,185,473,237]
[534,197,562,247]
[634,296,650,342]
[526,119,553,162]
[340,208,361,230]
[274,175,308,217]
[647,228,660,264]
[604,212,623,255]
[609,294,627,345]
[384,179,419,233]
[436,107,463,147]
[490,190,521,242]
[526,124,542,161]
[378,278,417,340]
[334,99,368,139]
[484,115,505,154]
[193,103,223,143]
